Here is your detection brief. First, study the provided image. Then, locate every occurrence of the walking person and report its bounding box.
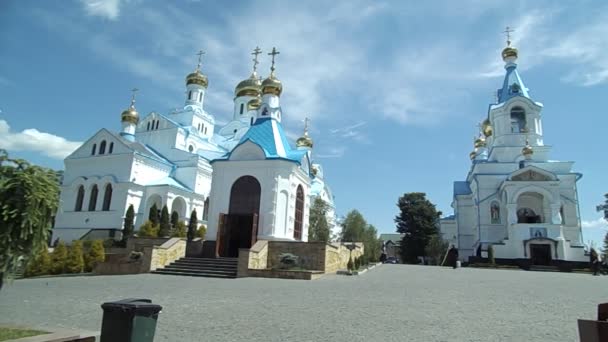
[590,248,600,276]
[446,245,459,269]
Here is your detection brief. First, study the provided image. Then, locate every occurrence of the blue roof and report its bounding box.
[143,176,192,192]
[218,118,307,164]
[454,181,472,195]
[497,62,530,103]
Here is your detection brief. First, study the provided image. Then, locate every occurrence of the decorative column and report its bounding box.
[507,204,518,225]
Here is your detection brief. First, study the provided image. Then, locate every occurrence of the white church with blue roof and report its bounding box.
[440,35,587,265]
[52,47,336,253]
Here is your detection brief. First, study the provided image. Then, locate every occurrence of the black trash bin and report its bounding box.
[100,298,162,342]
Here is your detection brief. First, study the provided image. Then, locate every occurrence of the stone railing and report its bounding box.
[237,240,268,277]
[149,238,187,271]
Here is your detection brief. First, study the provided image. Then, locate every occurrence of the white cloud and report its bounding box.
[0,119,82,159]
[80,0,122,20]
[316,146,346,159]
[582,217,607,230]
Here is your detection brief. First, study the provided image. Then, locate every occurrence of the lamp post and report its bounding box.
[346,242,357,272]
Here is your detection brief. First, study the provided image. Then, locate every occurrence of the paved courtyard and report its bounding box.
[0,265,605,341]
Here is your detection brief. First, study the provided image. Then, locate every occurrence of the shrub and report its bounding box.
[354,256,361,270]
[488,245,495,265]
[65,240,84,273]
[278,253,299,269]
[197,224,207,239]
[85,239,105,272]
[158,205,171,237]
[172,221,187,238]
[347,257,354,271]
[51,242,68,274]
[25,247,51,277]
[138,220,159,237]
[361,254,368,266]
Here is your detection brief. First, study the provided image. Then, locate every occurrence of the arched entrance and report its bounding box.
[171,196,187,220]
[217,176,261,257]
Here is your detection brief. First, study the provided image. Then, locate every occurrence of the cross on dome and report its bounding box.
[268,47,280,76]
[195,50,205,71]
[251,46,262,74]
[503,26,514,46]
[130,88,139,108]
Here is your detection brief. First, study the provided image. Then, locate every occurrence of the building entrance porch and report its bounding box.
[530,243,552,266]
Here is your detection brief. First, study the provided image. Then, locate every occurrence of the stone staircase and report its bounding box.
[528,265,559,272]
[151,257,238,279]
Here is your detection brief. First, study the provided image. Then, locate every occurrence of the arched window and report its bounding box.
[250,117,254,125]
[204,127,207,134]
[88,185,99,211]
[155,120,160,130]
[240,103,244,115]
[188,91,192,100]
[490,201,500,224]
[201,124,204,132]
[198,92,202,102]
[99,140,107,154]
[91,144,97,155]
[74,185,85,211]
[293,185,304,240]
[203,198,209,221]
[510,107,526,133]
[188,145,194,153]
[102,184,112,211]
[147,122,150,131]
[108,142,114,154]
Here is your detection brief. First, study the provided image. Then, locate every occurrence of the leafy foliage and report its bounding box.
[340,210,382,262]
[65,240,84,273]
[85,239,105,272]
[122,204,135,242]
[0,150,60,287]
[278,253,299,269]
[170,211,179,229]
[425,234,449,265]
[159,205,171,237]
[25,246,51,277]
[138,220,159,238]
[308,196,331,242]
[395,192,441,263]
[347,257,354,271]
[197,224,207,239]
[354,256,361,270]
[603,231,608,261]
[148,203,159,226]
[172,221,187,238]
[51,242,68,274]
[187,209,198,241]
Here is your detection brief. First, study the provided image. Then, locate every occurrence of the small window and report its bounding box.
[240,103,244,115]
[147,122,150,131]
[102,184,112,211]
[204,127,207,134]
[109,142,114,154]
[75,185,85,211]
[155,120,160,130]
[188,145,194,153]
[233,129,237,133]
[99,140,107,154]
[250,117,254,125]
[88,185,99,211]
[188,91,192,100]
[199,92,202,102]
[510,107,526,133]
[91,144,97,155]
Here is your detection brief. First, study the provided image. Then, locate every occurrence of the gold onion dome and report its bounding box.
[474,137,486,148]
[235,73,262,97]
[502,46,518,60]
[247,97,261,111]
[121,106,139,124]
[482,119,493,137]
[296,134,313,148]
[186,70,208,88]
[522,141,534,156]
[469,151,477,160]
[262,75,282,96]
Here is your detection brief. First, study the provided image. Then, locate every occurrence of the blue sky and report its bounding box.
[1,0,608,245]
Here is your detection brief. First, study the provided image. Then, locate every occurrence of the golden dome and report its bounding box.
[186,70,208,88]
[261,75,282,96]
[235,74,261,97]
[522,143,533,156]
[502,46,518,60]
[474,137,486,148]
[247,97,261,111]
[296,134,313,148]
[469,151,477,160]
[121,106,139,124]
[482,119,493,137]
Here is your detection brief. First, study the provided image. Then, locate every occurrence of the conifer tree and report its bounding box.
[187,209,198,241]
[65,241,84,274]
[395,192,441,264]
[51,242,68,274]
[25,247,51,277]
[170,211,179,234]
[148,203,160,226]
[85,240,105,272]
[122,204,135,242]
[159,205,171,237]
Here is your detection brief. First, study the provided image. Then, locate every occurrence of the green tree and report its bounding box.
[25,247,51,277]
[354,256,361,270]
[488,244,495,265]
[395,192,441,264]
[425,234,448,265]
[148,203,159,226]
[172,221,187,238]
[347,257,354,271]
[0,150,60,288]
[170,211,179,232]
[51,242,68,274]
[197,224,207,239]
[602,231,608,261]
[65,241,84,274]
[363,224,382,262]
[85,240,105,272]
[187,209,198,241]
[308,196,331,242]
[158,205,171,237]
[341,210,367,242]
[122,204,135,243]
[138,220,159,238]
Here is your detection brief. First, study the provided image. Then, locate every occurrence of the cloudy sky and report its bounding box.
[1,0,608,245]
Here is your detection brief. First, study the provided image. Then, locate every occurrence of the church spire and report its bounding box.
[497,26,530,103]
[120,88,139,141]
[296,117,314,149]
[261,47,282,96]
[185,50,208,108]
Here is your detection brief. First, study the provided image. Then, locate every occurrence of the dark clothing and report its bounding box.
[446,247,459,269]
[590,250,600,276]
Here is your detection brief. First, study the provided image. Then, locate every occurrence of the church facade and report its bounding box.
[440,40,587,265]
[52,48,336,248]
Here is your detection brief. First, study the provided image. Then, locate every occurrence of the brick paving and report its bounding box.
[0,265,606,341]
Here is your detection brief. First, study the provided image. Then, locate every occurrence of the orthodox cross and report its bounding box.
[268,47,280,75]
[195,50,205,71]
[503,26,514,46]
[251,46,262,74]
[303,117,310,135]
[130,88,139,107]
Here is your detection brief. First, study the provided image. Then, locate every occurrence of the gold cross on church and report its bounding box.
[251,46,262,73]
[503,26,514,46]
[195,50,205,71]
[303,117,310,135]
[268,47,280,75]
[130,88,139,107]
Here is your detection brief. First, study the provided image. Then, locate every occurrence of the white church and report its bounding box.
[52,47,337,256]
[440,38,587,265]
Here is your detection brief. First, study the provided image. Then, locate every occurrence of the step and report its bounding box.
[174,259,238,266]
[529,265,559,272]
[168,263,237,271]
[162,266,236,275]
[151,270,236,278]
[177,258,238,264]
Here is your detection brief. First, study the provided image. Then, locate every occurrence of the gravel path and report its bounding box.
[0,265,605,342]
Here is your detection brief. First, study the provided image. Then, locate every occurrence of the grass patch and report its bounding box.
[0,327,48,341]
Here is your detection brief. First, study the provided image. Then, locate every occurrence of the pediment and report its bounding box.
[509,166,556,182]
[229,140,266,161]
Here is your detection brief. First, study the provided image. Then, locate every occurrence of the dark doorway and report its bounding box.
[216,176,261,258]
[530,244,551,265]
